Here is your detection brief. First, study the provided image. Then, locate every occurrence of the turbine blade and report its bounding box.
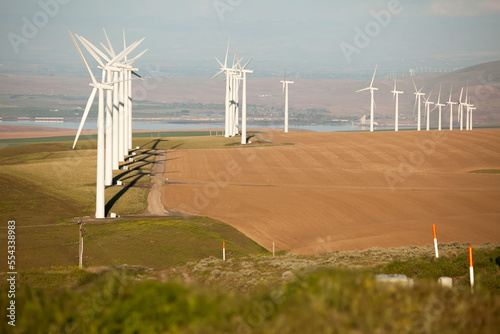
[215,57,224,68]
[459,87,463,103]
[448,85,453,102]
[355,87,370,93]
[125,48,148,65]
[369,64,378,88]
[69,31,98,86]
[78,35,110,64]
[103,28,116,57]
[242,58,253,69]
[437,85,442,104]
[224,37,230,68]
[100,42,112,58]
[211,69,224,80]
[132,71,141,78]
[73,87,97,149]
[108,38,145,66]
[412,77,418,93]
[123,28,127,62]
[234,49,242,70]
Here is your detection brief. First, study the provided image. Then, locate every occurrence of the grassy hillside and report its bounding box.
[0,137,268,270]
[1,243,498,333]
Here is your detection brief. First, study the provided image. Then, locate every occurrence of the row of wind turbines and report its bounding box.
[70,29,148,219]
[357,65,477,132]
[212,38,253,144]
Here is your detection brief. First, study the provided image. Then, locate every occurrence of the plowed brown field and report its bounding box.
[163,130,500,254]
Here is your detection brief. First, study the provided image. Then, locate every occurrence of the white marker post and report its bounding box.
[469,246,474,293]
[432,224,439,258]
[223,241,226,261]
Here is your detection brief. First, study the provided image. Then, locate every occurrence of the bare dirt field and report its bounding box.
[163,129,500,254]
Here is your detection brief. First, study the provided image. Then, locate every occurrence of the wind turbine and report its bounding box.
[465,85,474,131]
[235,54,253,144]
[229,55,241,137]
[70,31,113,219]
[281,70,294,133]
[355,65,378,132]
[434,85,445,131]
[458,87,466,130]
[423,92,434,131]
[121,30,147,154]
[391,78,403,132]
[446,85,457,131]
[412,78,425,131]
[213,38,232,137]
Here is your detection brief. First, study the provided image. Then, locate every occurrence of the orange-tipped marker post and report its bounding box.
[432,224,439,258]
[469,246,474,292]
[223,241,226,261]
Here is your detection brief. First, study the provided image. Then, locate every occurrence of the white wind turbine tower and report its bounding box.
[465,86,474,131]
[469,105,476,130]
[213,38,232,137]
[412,78,425,131]
[391,78,403,132]
[446,86,457,131]
[434,85,445,131]
[458,87,465,130]
[423,92,434,131]
[356,65,378,132]
[281,70,294,133]
[235,54,253,144]
[229,58,241,137]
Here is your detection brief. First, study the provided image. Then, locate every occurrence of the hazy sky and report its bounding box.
[1,0,500,77]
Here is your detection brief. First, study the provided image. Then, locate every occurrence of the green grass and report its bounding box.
[1,254,499,333]
[0,139,269,271]
[0,131,243,149]
[470,169,500,174]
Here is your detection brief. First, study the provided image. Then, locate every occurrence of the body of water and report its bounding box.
[0,120,403,132]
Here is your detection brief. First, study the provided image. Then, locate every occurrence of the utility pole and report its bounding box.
[78,220,85,269]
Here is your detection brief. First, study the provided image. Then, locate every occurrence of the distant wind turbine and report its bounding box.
[412,78,425,131]
[446,85,457,131]
[391,78,403,132]
[235,54,253,144]
[356,65,378,132]
[213,38,233,137]
[423,92,434,131]
[458,87,466,130]
[281,70,294,133]
[434,85,445,131]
